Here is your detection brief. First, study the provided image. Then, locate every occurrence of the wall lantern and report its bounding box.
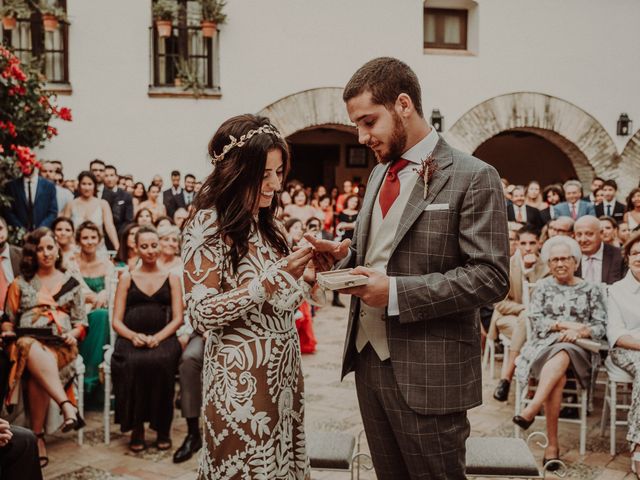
[431,109,443,132]
[617,113,632,136]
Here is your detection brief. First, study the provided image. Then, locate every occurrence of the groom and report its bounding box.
[309,57,509,479]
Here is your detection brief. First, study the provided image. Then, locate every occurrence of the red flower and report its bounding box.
[56,107,72,121]
[10,145,41,175]
[0,121,17,137]
[47,126,58,137]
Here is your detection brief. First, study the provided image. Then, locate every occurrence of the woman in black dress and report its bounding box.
[336,194,361,241]
[111,225,183,452]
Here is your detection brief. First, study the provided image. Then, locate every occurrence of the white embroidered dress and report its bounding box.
[182,209,312,480]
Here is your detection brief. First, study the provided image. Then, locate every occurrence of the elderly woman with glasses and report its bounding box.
[512,235,606,469]
[607,231,640,476]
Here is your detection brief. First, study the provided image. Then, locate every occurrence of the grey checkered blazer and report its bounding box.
[341,136,510,415]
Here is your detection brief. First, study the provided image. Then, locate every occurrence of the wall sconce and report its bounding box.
[430,109,443,132]
[617,113,632,136]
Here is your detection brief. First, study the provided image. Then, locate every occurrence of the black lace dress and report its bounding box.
[111,277,181,434]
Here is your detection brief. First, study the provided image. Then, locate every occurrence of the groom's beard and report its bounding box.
[375,112,407,165]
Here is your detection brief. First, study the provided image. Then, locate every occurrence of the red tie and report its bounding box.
[379,159,410,218]
[570,203,577,220]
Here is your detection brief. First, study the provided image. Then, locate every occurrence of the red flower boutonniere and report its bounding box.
[413,154,438,199]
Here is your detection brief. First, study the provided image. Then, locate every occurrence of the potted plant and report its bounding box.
[153,0,176,38]
[175,58,204,98]
[1,0,30,30]
[200,0,226,38]
[39,2,67,32]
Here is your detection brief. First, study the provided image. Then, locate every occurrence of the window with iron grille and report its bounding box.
[150,0,219,92]
[423,8,468,50]
[0,0,69,84]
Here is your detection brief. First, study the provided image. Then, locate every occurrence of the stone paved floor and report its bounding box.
[45,296,637,479]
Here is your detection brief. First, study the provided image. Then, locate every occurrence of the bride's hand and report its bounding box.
[303,235,351,263]
[282,246,315,280]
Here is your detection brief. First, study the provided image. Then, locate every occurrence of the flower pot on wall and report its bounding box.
[156,19,172,37]
[2,16,17,30]
[201,20,217,38]
[42,14,59,32]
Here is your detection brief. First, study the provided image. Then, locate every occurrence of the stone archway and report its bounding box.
[257,87,354,137]
[620,130,640,195]
[445,92,619,188]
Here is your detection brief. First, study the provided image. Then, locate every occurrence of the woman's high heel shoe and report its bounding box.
[34,432,49,468]
[59,399,86,432]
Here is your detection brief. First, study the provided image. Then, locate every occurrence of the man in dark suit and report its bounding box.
[0,216,21,317]
[506,185,544,231]
[103,165,133,236]
[583,176,604,203]
[309,57,510,479]
[2,166,57,232]
[163,170,186,218]
[574,215,625,284]
[595,179,626,223]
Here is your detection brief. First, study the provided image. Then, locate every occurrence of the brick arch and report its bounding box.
[445,92,620,190]
[620,130,640,195]
[257,87,355,138]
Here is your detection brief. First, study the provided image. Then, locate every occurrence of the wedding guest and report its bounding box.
[596,180,626,223]
[2,228,87,467]
[172,208,189,230]
[103,165,134,238]
[624,188,640,232]
[182,114,326,478]
[540,184,564,223]
[52,217,77,269]
[0,421,42,480]
[513,236,606,469]
[284,218,304,247]
[0,216,21,316]
[554,180,596,220]
[574,215,625,285]
[318,195,334,235]
[584,177,605,203]
[75,221,113,409]
[547,216,575,239]
[525,180,547,210]
[284,190,319,225]
[335,180,353,214]
[163,171,184,219]
[135,208,154,227]
[600,216,621,247]
[111,226,183,452]
[116,223,140,271]
[40,161,73,214]
[137,185,166,222]
[507,186,544,230]
[132,182,147,212]
[607,232,640,475]
[62,171,120,252]
[157,225,182,275]
[620,222,632,244]
[154,216,175,231]
[336,194,361,241]
[594,188,605,205]
[2,164,57,232]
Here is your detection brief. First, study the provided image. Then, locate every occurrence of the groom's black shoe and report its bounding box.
[173,433,202,463]
[493,379,510,402]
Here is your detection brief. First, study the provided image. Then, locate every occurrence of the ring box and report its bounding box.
[317,269,369,291]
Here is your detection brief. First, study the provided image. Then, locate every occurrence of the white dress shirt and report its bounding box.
[513,204,527,222]
[23,174,38,202]
[602,200,616,217]
[387,127,440,316]
[607,271,640,347]
[581,243,603,284]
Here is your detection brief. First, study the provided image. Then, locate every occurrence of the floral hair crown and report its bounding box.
[211,124,283,165]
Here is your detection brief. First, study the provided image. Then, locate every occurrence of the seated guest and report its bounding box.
[131,182,147,213]
[154,216,175,231]
[157,225,182,276]
[0,420,43,480]
[525,181,547,210]
[554,180,596,220]
[584,177,605,204]
[507,186,544,230]
[574,215,625,284]
[620,222,632,245]
[596,180,626,223]
[336,194,361,242]
[491,225,548,401]
[600,216,621,247]
[135,208,154,227]
[513,236,606,468]
[137,184,166,223]
[75,221,114,409]
[607,232,640,475]
[2,228,87,467]
[111,226,183,452]
[115,223,139,271]
[284,190,320,225]
[40,161,73,214]
[284,218,304,247]
[52,217,77,270]
[172,208,189,230]
[624,188,640,232]
[540,185,564,224]
[0,216,21,317]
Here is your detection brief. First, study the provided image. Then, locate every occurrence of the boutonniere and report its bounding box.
[413,154,438,199]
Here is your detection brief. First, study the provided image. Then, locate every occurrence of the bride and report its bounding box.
[181,114,329,479]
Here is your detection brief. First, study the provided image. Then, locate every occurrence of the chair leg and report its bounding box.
[514,377,521,439]
[600,380,609,437]
[104,369,111,445]
[77,373,84,446]
[489,341,496,379]
[610,381,617,456]
[500,343,510,380]
[579,389,587,456]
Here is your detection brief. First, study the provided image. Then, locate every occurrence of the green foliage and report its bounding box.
[201,0,226,24]
[0,0,30,19]
[38,1,67,21]
[152,0,177,21]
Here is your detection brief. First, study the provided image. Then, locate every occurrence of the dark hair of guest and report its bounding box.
[116,222,139,264]
[52,216,75,234]
[75,221,102,243]
[77,171,98,195]
[189,114,290,273]
[20,227,63,280]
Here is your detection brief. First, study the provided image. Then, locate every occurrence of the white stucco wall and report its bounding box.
[40,0,640,183]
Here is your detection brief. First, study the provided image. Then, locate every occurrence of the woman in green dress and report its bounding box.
[75,221,114,409]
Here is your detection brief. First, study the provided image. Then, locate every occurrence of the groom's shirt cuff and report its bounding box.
[387,277,399,316]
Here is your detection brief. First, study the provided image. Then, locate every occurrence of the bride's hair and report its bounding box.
[191,114,290,272]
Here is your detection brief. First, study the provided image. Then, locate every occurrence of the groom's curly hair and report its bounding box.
[343,57,424,117]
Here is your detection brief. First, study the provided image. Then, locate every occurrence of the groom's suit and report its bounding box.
[341,134,509,479]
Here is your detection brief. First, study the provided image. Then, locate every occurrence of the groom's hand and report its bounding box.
[303,234,351,264]
[339,267,389,308]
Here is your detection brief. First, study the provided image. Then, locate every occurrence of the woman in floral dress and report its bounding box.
[182,114,327,480]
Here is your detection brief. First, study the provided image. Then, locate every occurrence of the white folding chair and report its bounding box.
[101,269,119,444]
[74,355,85,445]
[600,355,633,456]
